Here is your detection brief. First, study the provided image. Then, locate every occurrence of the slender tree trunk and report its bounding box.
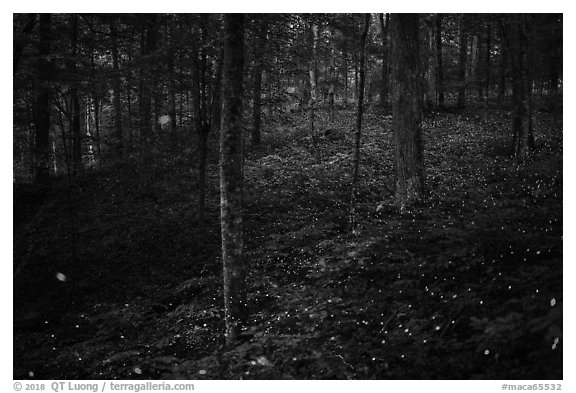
[140,16,156,180]
[309,22,320,161]
[379,13,390,108]
[34,14,52,184]
[190,26,206,232]
[342,40,348,105]
[251,17,268,146]
[328,26,336,121]
[349,14,370,229]
[391,13,424,210]
[436,14,444,108]
[508,15,532,159]
[457,14,467,108]
[14,14,36,76]
[93,95,101,161]
[110,18,123,156]
[127,49,134,145]
[498,21,507,102]
[354,52,359,100]
[221,14,247,346]
[485,21,491,97]
[70,15,82,175]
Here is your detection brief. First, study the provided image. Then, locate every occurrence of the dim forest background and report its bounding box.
[13,13,562,379]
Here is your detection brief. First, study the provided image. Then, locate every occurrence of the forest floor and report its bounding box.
[13,100,562,379]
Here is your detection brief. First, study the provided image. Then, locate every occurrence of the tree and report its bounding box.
[390,14,424,209]
[435,13,444,108]
[69,14,82,175]
[505,14,533,159]
[13,14,36,77]
[34,13,52,184]
[251,16,269,146]
[110,17,123,156]
[220,13,247,346]
[379,13,390,108]
[308,21,320,161]
[349,14,370,229]
[457,14,467,108]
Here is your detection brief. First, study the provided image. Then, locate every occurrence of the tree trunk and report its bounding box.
[251,17,268,146]
[508,15,532,159]
[70,15,82,175]
[485,21,491,97]
[328,26,336,121]
[139,16,156,182]
[436,14,444,108]
[379,13,390,108]
[391,13,424,210]
[342,40,348,105]
[457,14,467,108]
[14,14,36,77]
[220,13,247,346]
[309,22,320,161]
[93,95,102,161]
[190,25,206,232]
[110,18,123,156]
[350,14,370,229]
[34,13,52,184]
[498,21,507,102]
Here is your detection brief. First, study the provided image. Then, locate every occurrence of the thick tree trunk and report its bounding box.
[110,18,123,157]
[252,17,268,146]
[34,13,52,184]
[457,14,467,108]
[424,25,436,111]
[391,14,424,210]
[436,14,444,108]
[220,14,247,346]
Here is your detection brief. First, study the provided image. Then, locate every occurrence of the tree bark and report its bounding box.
[13,14,36,76]
[220,13,247,346]
[391,14,424,210]
[329,26,336,121]
[485,21,491,97]
[435,14,444,108]
[140,15,156,175]
[251,17,268,146]
[379,13,390,108]
[110,18,123,156]
[508,15,533,159]
[309,22,320,161]
[190,24,206,232]
[498,21,507,102]
[34,13,52,184]
[70,14,82,175]
[350,14,370,229]
[457,14,467,108]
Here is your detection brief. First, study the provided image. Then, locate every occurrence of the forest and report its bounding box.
[13,13,562,380]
